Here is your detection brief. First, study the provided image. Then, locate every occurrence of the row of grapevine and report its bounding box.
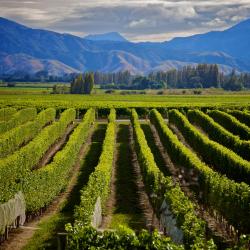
[0,107,16,121]
[131,109,211,248]
[188,110,250,161]
[228,109,250,127]
[208,110,250,140]
[74,109,116,226]
[0,108,56,158]
[0,108,76,203]
[21,108,95,212]
[169,109,250,185]
[0,108,37,134]
[0,108,95,241]
[66,110,187,250]
[150,109,250,233]
[66,225,183,250]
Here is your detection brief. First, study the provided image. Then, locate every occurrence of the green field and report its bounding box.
[1,93,250,110]
[1,82,250,98]
[0,93,250,249]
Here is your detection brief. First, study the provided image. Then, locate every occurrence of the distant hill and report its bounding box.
[84,32,128,42]
[0,52,79,76]
[165,19,250,60]
[0,17,250,76]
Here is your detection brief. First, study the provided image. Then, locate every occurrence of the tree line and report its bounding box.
[2,64,250,91]
[148,65,250,91]
[87,65,250,91]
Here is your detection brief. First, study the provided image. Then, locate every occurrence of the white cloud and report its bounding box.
[203,18,227,27]
[231,15,244,22]
[0,0,250,41]
[128,19,154,28]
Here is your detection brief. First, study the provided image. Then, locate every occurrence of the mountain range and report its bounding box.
[0,17,250,76]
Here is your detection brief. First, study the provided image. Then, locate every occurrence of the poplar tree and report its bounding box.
[70,73,94,94]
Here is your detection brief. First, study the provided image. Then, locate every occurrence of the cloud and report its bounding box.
[202,18,227,27]
[128,19,154,28]
[0,0,250,41]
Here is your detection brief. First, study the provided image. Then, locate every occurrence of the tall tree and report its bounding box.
[84,72,94,94]
[71,74,84,94]
[225,70,243,91]
[70,74,89,94]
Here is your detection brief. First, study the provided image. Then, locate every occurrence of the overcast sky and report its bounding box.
[0,0,250,42]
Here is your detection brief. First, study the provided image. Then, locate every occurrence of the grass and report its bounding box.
[22,214,66,250]
[23,123,107,250]
[109,123,145,231]
[0,82,69,94]
[0,88,51,95]
[109,214,145,230]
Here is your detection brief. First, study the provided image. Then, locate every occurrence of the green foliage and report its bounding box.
[131,76,166,89]
[52,84,70,94]
[208,110,250,140]
[74,109,116,225]
[0,108,37,134]
[22,108,95,212]
[131,109,209,248]
[150,109,250,233]
[71,74,84,94]
[148,64,220,89]
[84,72,95,94]
[170,109,250,185]
[71,73,94,94]
[228,235,250,250]
[0,107,16,121]
[0,108,56,158]
[0,108,76,203]
[223,70,243,91]
[228,109,250,127]
[66,225,183,250]
[188,109,250,161]
[0,100,249,249]
[1,94,250,111]
[163,180,208,248]
[131,109,164,197]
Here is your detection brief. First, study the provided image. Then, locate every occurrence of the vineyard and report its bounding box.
[0,99,250,249]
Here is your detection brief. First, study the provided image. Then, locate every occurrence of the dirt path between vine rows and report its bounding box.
[101,123,160,231]
[0,125,95,250]
[130,125,160,231]
[34,122,77,169]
